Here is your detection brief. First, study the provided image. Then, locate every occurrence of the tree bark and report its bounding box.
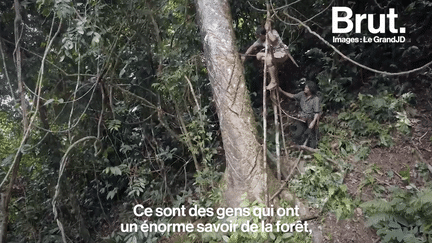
[195,0,267,207]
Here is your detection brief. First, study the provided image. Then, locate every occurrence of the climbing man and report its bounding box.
[279,81,321,148]
[241,21,298,90]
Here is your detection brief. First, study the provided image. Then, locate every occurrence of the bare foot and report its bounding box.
[266,81,277,90]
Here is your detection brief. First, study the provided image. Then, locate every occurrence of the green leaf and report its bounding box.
[119,66,127,78]
[107,119,121,131]
[111,167,122,176]
[92,33,101,45]
[77,26,84,35]
[222,235,229,242]
[44,99,55,106]
[104,166,122,176]
[388,220,401,229]
[120,143,132,154]
[269,232,276,240]
[126,235,137,243]
[107,188,118,200]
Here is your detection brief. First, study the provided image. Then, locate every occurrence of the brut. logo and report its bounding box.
[332,7,406,34]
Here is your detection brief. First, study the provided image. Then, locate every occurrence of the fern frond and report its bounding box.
[365,212,390,227]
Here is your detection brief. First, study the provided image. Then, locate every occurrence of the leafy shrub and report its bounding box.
[338,92,415,146]
[290,165,354,220]
[194,167,224,207]
[190,199,312,243]
[361,187,432,243]
[316,73,353,111]
[355,92,414,122]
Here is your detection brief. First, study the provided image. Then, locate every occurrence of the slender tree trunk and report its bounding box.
[273,93,281,181]
[0,0,27,242]
[0,34,16,108]
[195,0,267,207]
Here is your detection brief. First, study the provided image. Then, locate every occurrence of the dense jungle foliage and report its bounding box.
[0,0,431,242]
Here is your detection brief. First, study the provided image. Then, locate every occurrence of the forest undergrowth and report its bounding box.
[153,81,432,243]
[107,81,432,243]
[287,83,432,243]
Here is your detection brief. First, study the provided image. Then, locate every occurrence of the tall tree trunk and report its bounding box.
[0,0,27,242]
[195,0,267,207]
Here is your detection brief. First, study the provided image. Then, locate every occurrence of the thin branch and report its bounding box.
[124,111,156,125]
[0,1,27,241]
[173,101,201,171]
[283,13,432,76]
[272,0,303,11]
[94,82,105,156]
[247,1,266,12]
[248,0,302,13]
[273,94,281,180]
[262,1,271,206]
[270,138,309,201]
[291,144,319,153]
[0,16,63,190]
[412,143,428,167]
[31,83,97,134]
[281,108,306,123]
[52,136,97,243]
[296,0,334,24]
[184,75,201,111]
[374,0,393,9]
[0,38,95,78]
[277,89,288,173]
[0,37,17,108]
[114,85,157,109]
[69,53,81,142]
[23,79,95,104]
[393,169,403,180]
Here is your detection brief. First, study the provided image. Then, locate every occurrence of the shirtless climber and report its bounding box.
[241,21,298,90]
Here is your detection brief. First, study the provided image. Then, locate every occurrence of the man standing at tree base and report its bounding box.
[279,81,321,148]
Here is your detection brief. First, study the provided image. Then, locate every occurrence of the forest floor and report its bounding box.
[317,82,432,243]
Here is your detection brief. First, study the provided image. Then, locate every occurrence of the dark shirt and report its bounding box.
[293,92,321,120]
